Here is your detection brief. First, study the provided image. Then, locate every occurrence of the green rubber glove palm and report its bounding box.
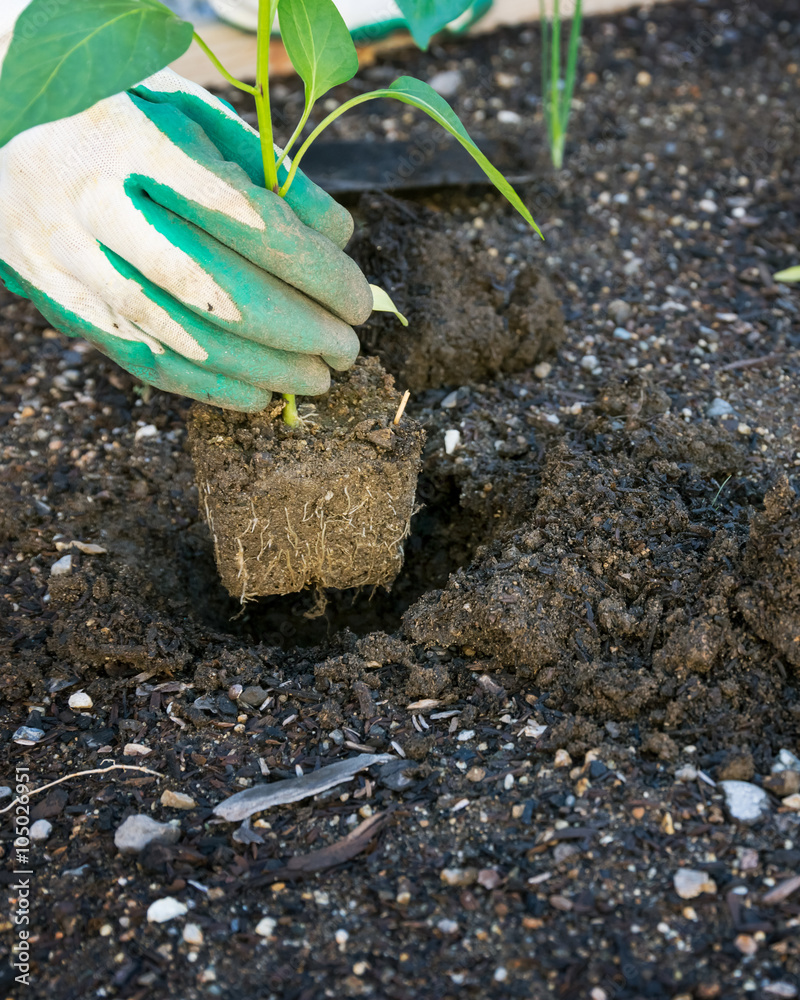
[0,68,373,411]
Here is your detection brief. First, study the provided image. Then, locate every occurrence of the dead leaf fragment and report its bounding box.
[213,753,395,822]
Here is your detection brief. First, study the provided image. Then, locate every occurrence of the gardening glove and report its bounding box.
[0,24,373,412]
[208,0,492,39]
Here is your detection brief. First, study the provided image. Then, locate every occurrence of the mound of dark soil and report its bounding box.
[350,193,565,390]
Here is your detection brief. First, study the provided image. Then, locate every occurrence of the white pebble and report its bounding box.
[440,390,460,408]
[183,922,204,945]
[444,429,461,455]
[533,361,552,379]
[68,691,93,711]
[29,819,52,842]
[146,897,187,923]
[427,70,463,98]
[580,354,599,371]
[706,398,734,418]
[764,983,798,998]
[673,868,717,899]
[720,780,771,824]
[255,916,277,938]
[135,424,159,442]
[698,199,718,213]
[497,110,521,125]
[50,554,72,577]
[115,815,181,853]
[773,749,800,773]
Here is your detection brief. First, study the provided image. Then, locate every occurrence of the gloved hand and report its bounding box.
[0,65,373,411]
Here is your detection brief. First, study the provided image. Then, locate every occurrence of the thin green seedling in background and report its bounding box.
[539,0,582,170]
[0,0,543,425]
[774,266,800,283]
[711,474,732,509]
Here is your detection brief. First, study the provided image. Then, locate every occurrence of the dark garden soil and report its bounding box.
[2,1,800,997]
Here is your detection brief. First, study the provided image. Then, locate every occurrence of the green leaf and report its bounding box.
[370,285,408,326]
[774,266,800,283]
[0,0,194,148]
[393,0,474,49]
[278,0,358,107]
[382,77,542,236]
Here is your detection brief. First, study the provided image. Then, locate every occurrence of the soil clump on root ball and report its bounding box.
[187,357,424,600]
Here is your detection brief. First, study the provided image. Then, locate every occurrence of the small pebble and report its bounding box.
[255,916,277,938]
[698,198,718,213]
[183,923,204,945]
[674,868,717,899]
[147,897,187,923]
[608,299,631,324]
[29,819,52,842]
[554,749,572,768]
[636,70,652,86]
[494,967,508,982]
[773,749,800,773]
[781,793,800,811]
[13,727,45,746]
[477,868,502,890]
[437,919,459,934]
[427,70,463,98]
[115,815,181,853]
[580,354,599,371]
[161,790,197,810]
[440,867,477,887]
[68,691,93,711]
[720,780,771,824]
[444,429,461,455]
[706,398,735,418]
[134,424,159,442]
[764,984,798,998]
[533,361,552,379]
[50,554,72,577]
[733,933,758,956]
[440,390,460,408]
[497,109,521,125]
